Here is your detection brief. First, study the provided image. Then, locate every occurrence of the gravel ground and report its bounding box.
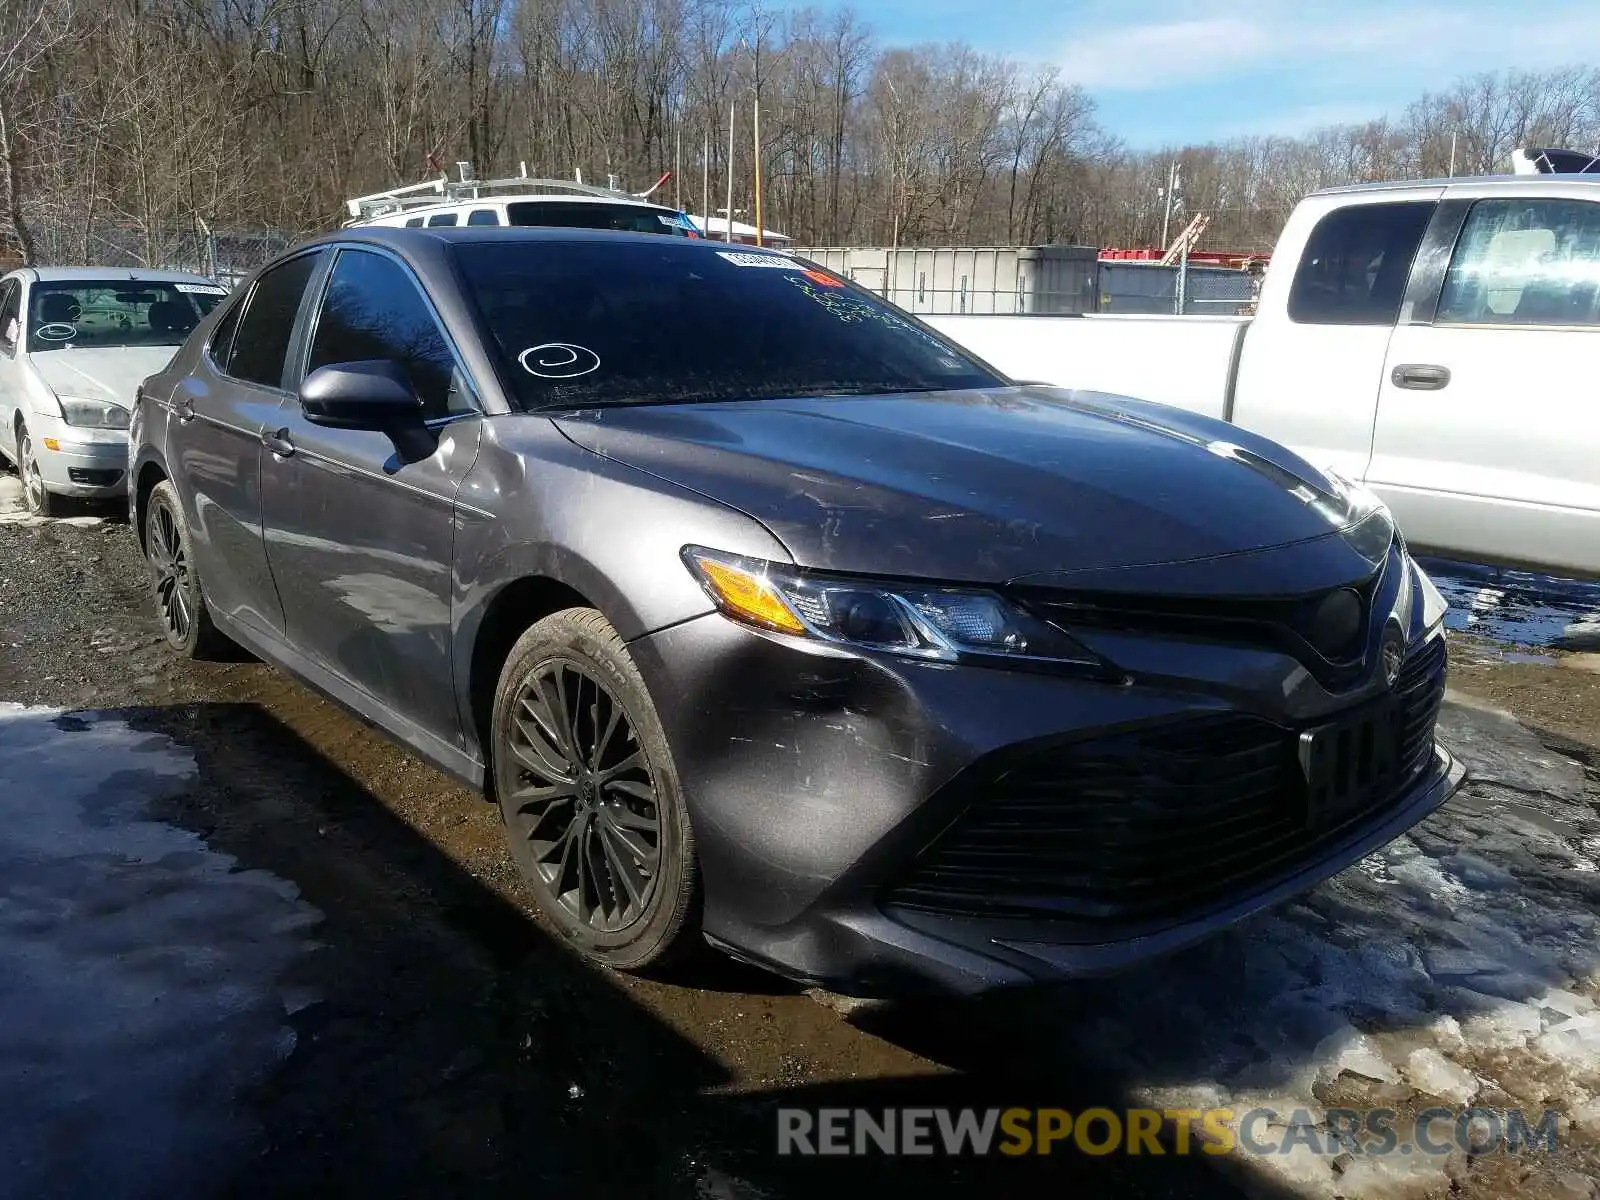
[1,467,1598,1200]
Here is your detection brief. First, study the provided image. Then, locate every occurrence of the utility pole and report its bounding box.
[675,126,682,210]
[1160,160,1178,249]
[701,130,710,239]
[752,91,763,247]
[725,99,736,243]
[1448,132,1458,178]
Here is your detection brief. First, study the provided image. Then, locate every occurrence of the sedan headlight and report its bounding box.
[58,397,131,430]
[683,546,1104,669]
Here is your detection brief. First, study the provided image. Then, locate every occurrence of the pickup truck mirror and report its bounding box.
[298,360,422,429]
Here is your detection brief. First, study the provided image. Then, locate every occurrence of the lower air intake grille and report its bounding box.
[886,635,1447,927]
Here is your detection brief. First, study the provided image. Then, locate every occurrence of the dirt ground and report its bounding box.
[1,498,1597,1200]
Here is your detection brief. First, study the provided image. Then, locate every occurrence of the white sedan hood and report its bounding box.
[29,347,179,409]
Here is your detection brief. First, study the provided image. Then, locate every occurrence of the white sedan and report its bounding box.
[0,267,228,516]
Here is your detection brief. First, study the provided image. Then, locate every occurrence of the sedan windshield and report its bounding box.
[27,280,225,353]
[455,240,1005,409]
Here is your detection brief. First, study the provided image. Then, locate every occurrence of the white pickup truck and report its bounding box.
[924,174,1600,580]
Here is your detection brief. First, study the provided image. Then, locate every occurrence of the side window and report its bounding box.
[307,249,472,421]
[228,253,322,388]
[404,217,425,228]
[207,297,244,368]
[467,209,499,226]
[1436,198,1600,327]
[0,281,19,354]
[1288,201,1435,326]
[427,212,459,227]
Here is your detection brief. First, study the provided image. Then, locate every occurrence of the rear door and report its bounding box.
[1231,194,1438,481]
[1368,188,1600,574]
[173,249,325,639]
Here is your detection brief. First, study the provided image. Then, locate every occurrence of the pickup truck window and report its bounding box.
[1288,201,1434,326]
[1436,198,1600,327]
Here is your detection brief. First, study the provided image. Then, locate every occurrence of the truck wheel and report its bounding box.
[491,607,700,971]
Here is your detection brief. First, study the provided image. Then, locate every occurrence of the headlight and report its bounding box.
[682,546,1105,669]
[58,397,130,430]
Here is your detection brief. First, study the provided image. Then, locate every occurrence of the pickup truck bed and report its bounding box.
[925,173,1600,581]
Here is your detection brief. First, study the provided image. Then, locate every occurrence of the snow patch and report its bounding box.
[0,704,320,1196]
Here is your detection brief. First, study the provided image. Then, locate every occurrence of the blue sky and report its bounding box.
[858,0,1600,148]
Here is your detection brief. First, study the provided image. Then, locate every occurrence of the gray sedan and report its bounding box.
[129,227,1462,996]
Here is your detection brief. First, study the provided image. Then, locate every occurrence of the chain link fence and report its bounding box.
[28,217,298,289]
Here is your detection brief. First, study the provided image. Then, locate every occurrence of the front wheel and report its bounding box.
[142,480,233,659]
[16,425,62,518]
[491,607,700,971]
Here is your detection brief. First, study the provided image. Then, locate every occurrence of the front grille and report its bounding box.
[67,468,122,487]
[886,635,1448,928]
[1013,565,1388,688]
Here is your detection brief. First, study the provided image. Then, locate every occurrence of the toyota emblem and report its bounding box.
[1380,624,1406,688]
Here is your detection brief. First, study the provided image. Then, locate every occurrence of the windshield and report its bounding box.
[506,201,694,237]
[27,280,225,353]
[456,241,1005,410]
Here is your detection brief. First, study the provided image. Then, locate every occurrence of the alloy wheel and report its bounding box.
[147,501,195,643]
[18,432,45,513]
[504,660,662,933]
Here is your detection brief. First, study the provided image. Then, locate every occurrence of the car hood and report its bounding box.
[29,346,179,409]
[552,386,1383,582]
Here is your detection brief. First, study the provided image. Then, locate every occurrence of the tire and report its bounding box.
[491,607,699,971]
[142,480,233,660]
[16,425,63,518]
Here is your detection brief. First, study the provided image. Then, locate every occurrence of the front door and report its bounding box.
[1368,193,1600,575]
[177,250,325,638]
[260,246,481,748]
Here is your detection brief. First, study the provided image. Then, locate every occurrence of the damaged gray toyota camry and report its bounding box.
[129,227,1463,997]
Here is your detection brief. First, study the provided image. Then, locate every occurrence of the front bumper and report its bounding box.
[27,415,128,497]
[629,610,1462,998]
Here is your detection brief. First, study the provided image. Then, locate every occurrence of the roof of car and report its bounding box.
[17,265,221,285]
[316,225,792,251]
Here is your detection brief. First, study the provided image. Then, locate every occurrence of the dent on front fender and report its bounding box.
[446,418,794,757]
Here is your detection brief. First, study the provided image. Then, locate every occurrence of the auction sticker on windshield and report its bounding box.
[174,283,228,295]
[716,251,800,268]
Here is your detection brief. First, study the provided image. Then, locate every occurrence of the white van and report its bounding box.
[347,172,699,237]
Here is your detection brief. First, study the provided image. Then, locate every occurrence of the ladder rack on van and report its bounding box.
[344,165,654,220]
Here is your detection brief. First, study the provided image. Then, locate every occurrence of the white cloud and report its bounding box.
[1054,0,1600,94]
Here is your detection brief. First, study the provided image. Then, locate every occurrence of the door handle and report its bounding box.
[172,395,195,422]
[1391,364,1451,391]
[260,427,295,457]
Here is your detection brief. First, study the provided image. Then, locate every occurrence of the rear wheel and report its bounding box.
[16,425,62,518]
[143,480,233,660]
[491,607,699,970]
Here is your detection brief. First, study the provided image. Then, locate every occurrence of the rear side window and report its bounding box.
[467,209,500,226]
[506,201,690,236]
[208,298,243,366]
[427,212,459,227]
[1288,201,1434,326]
[1436,198,1600,327]
[308,248,471,421]
[228,252,322,388]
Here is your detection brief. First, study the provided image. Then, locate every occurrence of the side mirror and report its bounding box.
[298,360,422,429]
